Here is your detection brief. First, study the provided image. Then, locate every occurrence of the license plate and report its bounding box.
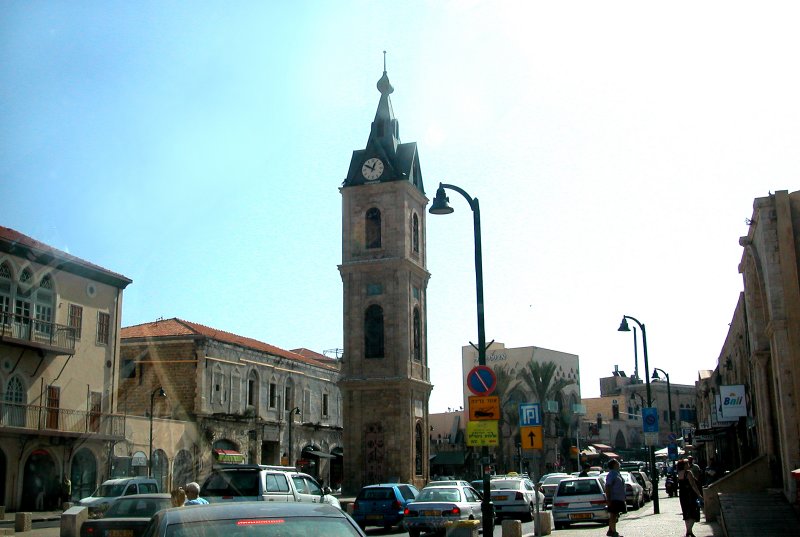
[422,510,440,516]
[108,531,134,537]
[570,513,592,520]
[366,515,383,520]
[494,495,508,501]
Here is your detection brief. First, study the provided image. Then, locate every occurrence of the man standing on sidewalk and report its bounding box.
[605,459,627,537]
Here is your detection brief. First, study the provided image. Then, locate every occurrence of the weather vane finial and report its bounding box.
[383,50,387,73]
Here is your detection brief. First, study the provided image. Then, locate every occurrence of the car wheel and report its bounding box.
[525,503,535,522]
[408,530,420,537]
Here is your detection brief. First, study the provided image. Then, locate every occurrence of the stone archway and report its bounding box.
[70,448,97,502]
[173,449,193,490]
[615,430,627,449]
[21,448,57,511]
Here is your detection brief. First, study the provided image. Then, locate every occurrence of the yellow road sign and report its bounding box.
[520,425,543,450]
[469,396,500,421]
[466,420,499,446]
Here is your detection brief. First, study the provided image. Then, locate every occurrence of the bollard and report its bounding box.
[533,509,554,535]
[15,512,32,532]
[444,519,481,537]
[500,519,523,537]
[61,506,89,537]
[0,506,5,520]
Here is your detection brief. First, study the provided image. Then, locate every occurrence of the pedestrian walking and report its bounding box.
[183,482,208,505]
[605,459,626,537]
[677,459,703,537]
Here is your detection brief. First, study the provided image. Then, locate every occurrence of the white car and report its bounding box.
[552,476,610,529]
[490,476,544,522]
[599,471,644,509]
[403,484,483,537]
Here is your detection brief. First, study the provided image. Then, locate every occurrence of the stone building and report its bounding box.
[697,189,800,505]
[0,226,132,509]
[338,67,433,493]
[119,318,343,491]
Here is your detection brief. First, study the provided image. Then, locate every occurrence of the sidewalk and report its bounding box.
[598,494,723,537]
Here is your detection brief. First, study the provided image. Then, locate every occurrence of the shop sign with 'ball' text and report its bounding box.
[720,385,746,418]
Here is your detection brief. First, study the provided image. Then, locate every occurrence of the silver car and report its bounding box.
[489,476,543,522]
[552,477,610,529]
[403,485,483,537]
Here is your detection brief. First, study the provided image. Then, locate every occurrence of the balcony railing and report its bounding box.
[0,401,125,437]
[0,311,76,354]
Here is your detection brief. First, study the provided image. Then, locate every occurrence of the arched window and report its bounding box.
[247,370,259,411]
[364,304,384,358]
[412,212,420,253]
[15,268,33,331]
[35,274,54,336]
[412,307,421,361]
[366,208,381,249]
[3,376,26,426]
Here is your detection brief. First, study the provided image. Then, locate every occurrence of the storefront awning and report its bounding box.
[603,452,621,459]
[213,449,245,463]
[304,449,336,459]
[431,451,466,465]
[591,443,613,451]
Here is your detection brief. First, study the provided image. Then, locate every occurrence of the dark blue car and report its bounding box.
[351,483,420,530]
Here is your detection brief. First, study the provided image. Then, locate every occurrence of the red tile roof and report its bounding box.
[0,225,132,287]
[122,318,337,371]
[291,347,337,363]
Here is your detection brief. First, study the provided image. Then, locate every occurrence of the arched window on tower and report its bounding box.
[364,304,384,358]
[412,213,420,254]
[366,208,381,249]
[413,307,421,361]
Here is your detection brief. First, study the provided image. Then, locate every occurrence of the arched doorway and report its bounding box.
[152,449,168,492]
[0,446,6,506]
[21,449,56,511]
[173,449,193,490]
[71,448,98,502]
[330,447,343,492]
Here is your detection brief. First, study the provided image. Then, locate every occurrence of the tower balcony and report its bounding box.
[0,311,76,355]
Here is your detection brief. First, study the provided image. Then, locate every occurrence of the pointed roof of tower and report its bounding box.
[343,55,425,193]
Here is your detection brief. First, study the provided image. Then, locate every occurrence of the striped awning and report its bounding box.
[213,449,245,463]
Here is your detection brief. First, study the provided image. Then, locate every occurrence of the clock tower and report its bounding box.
[338,66,432,493]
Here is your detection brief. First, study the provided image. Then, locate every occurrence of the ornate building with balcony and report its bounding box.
[0,226,132,510]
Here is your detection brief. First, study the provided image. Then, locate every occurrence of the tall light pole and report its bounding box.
[149,387,167,478]
[652,368,674,436]
[430,182,494,535]
[618,315,660,515]
[287,407,301,467]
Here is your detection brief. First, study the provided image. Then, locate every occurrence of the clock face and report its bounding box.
[361,157,384,181]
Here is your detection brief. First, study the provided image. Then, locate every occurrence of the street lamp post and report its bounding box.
[430,182,494,535]
[652,368,674,436]
[618,315,660,515]
[287,407,301,467]
[149,387,167,478]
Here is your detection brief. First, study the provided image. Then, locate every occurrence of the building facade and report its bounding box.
[118,318,343,492]
[338,68,433,493]
[696,189,800,503]
[0,226,131,510]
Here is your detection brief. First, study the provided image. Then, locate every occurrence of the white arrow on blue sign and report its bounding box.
[642,407,659,433]
[519,403,542,426]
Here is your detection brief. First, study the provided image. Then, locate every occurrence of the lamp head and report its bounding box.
[292,407,301,415]
[617,317,630,332]
[429,185,454,215]
[651,370,660,381]
[158,387,167,398]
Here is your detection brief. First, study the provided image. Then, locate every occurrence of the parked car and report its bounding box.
[599,471,644,509]
[551,477,610,529]
[351,483,419,531]
[427,480,472,488]
[489,475,543,522]
[140,501,366,537]
[538,474,570,509]
[80,493,172,537]
[199,464,340,508]
[403,484,483,537]
[79,477,160,517]
[630,470,653,501]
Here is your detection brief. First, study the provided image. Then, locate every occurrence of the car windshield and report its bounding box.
[166,517,361,537]
[542,475,567,485]
[557,480,602,496]
[357,488,393,500]
[95,484,127,497]
[105,497,171,518]
[417,488,461,502]
[491,480,521,490]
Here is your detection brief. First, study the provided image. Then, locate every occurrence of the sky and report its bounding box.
[2,1,799,413]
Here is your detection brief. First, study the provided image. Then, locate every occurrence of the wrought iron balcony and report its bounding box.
[0,401,125,438]
[0,311,76,355]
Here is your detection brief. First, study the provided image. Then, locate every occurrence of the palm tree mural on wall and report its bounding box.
[493,354,577,476]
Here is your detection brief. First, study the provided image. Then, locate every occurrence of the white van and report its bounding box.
[79,477,159,515]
